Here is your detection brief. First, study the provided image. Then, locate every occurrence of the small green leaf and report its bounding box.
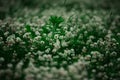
[25,25,31,32]
[49,16,64,27]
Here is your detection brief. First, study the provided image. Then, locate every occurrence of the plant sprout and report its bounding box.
[49,16,64,27]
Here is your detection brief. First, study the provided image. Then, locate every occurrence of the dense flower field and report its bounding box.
[0,0,120,80]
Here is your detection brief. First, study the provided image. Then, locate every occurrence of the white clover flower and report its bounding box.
[43,54,52,61]
[46,54,52,61]
[61,40,68,47]
[117,33,120,36]
[66,49,74,56]
[2,45,9,51]
[59,35,64,39]
[52,48,57,53]
[28,61,36,69]
[34,36,41,41]
[45,48,51,53]
[92,69,96,73]
[68,65,78,74]
[84,31,88,36]
[89,35,95,40]
[0,57,4,62]
[65,31,72,38]
[7,34,15,39]
[0,37,3,41]
[110,51,117,57]
[78,34,83,39]
[6,35,16,45]
[43,33,47,37]
[17,31,23,35]
[36,74,42,80]
[98,39,105,46]
[19,41,26,45]
[30,47,35,51]
[16,61,23,70]
[58,52,63,56]
[49,39,53,44]
[7,38,15,45]
[44,72,53,79]
[99,66,105,71]
[58,67,68,76]
[71,53,75,57]
[81,70,88,78]
[117,58,120,62]
[51,67,57,73]
[105,32,113,39]
[7,63,13,68]
[37,51,43,55]
[51,61,58,66]
[76,28,80,33]
[38,55,45,61]
[93,16,102,22]
[70,27,74,31]
[108,62,113,67]
[91,59,97,63]
[16,37,22,42]
[48,32,52,38]
[91,51,98,58]
[71,48,75,53]
[23,32,31,38]
[52,39,60,53]
[35,31,40,36]
[25,73,34,80]
[74,61,86,70]
[62,53,67,58]
[98,55,104,61]
[61,61,67,65]
[85,55,91,60]
[86,39,92,45]
[73,74,83,80]
[82,47,87,53]
[90,42,97,48]
[54,34,59,39]
[53,55,59,59]
[4,31,9,37]
[40,41,45,45]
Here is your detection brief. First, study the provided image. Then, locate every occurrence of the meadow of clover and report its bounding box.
[0,0,120,80]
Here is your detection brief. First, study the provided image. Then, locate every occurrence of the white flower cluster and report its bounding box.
[0,1,120,80]
[23,58,88,80]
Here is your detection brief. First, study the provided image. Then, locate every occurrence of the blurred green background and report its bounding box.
[0,0,120,19]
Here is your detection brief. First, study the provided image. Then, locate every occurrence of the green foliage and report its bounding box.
[49,16,64,27]
[25,25,36,38]
[0,0,120,80]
